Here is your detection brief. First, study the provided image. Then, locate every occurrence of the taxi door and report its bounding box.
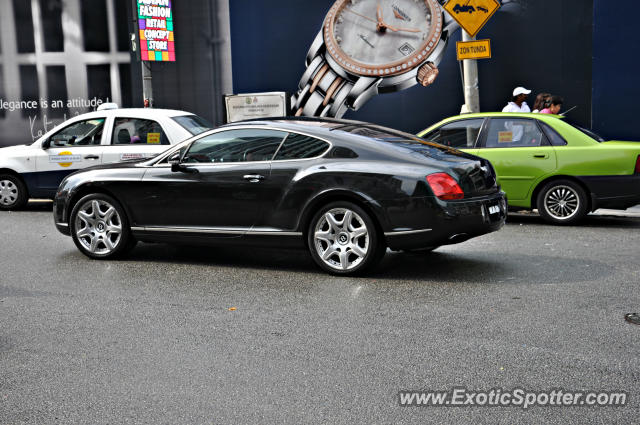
[476,117,557,202]
[101,117,172,164]
[33,117,108,193]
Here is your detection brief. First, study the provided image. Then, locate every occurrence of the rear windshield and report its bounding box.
[172,115,213,136]
[568,122,605,142]
[333,124,472,161]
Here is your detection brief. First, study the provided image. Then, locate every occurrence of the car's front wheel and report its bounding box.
[0,174,28,210]
[307,201,385,275]
[537,179,588,225]
[70,193,136,259]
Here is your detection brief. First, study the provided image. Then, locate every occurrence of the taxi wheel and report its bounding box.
[70,193,135,259]
[536,179,588,225]
[0,174,28,210]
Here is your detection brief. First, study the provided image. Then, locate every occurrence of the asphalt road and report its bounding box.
[1,203,639,424]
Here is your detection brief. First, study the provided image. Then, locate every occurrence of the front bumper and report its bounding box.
[379,192,507,251]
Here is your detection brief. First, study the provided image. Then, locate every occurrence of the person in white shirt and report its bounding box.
[502,87,532,112]
[502,87,531,141]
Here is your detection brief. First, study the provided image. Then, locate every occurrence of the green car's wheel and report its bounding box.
[537,179,588,225]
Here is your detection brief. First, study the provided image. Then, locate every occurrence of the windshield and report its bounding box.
[333,124,471,160]
[172,115,213,136]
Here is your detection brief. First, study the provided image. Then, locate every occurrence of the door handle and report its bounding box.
[84,155,100,160]
[533,153,549,159]
[243,174,265,182]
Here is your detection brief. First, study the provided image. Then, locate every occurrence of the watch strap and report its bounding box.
[291,56,354,118]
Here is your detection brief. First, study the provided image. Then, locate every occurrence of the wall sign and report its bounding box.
[138,0,175,62]
[224,92,288,123]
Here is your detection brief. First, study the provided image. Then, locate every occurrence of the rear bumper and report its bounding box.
[578,175,640,210]
[375,192,507,251]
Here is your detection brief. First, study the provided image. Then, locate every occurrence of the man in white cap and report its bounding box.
[502,87,532,112]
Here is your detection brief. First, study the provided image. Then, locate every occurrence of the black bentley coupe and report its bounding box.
[54,118,506,275]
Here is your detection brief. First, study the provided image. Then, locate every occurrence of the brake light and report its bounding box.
[426,173,464,200]
[635,156,640,174]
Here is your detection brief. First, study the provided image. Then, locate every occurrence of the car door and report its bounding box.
[419,118,485,155]
[33,117,107,192]
[101,116,172,164]
[134,128,288,234]
[476,117,557,201]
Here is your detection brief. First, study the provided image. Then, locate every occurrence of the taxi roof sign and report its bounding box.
[443,0,501,37]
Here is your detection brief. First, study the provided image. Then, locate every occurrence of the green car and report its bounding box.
[418,113,640,224]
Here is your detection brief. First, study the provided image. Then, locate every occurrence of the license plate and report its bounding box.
[488,204,500,215]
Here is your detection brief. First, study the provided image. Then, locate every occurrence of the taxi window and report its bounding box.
[111,118,169,145]
[49,119,105,146]
[484,118,549,148]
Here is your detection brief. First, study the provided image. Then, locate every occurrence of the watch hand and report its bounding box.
[343,7,378,24]
[385,25,422,33]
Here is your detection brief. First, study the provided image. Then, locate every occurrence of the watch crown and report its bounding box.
[417,62,439,87]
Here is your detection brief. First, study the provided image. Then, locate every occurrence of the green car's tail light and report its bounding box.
[635,156,640,174]
[427,173,464,200]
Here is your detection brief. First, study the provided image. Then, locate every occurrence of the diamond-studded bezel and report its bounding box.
[324,0,443,77]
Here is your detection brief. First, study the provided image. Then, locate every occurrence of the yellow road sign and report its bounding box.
[456,39,492,60]
[444,0,500,37]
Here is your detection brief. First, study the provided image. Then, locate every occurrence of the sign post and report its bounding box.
[133,0,176,107]
[443,0,500,113]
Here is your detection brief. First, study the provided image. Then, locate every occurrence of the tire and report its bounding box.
[536,179,588,225]
[307,201,385,276]
[0,174,28,210]
[70,193,136,259]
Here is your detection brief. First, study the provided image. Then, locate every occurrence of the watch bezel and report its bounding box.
[323,0,443,78]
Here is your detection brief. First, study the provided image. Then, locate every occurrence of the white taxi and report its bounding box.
[0,104,212,210]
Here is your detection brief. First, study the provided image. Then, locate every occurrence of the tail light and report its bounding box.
[635,156,640,174]
[426,173,464,200]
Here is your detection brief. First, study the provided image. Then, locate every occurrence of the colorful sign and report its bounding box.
[49,151,82,168]
[444,0,500,37]
[456,39,492,60]
[138,0,175,62]
[147,133,161,144]
[498,131,514,143]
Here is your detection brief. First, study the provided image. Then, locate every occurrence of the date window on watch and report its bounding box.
[398,43,415,57]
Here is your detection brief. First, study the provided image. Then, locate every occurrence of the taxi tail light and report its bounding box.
[635,156,640,174]
[426,173,464,200]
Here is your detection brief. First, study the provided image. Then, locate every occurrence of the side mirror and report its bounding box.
[169,158,198,174]
[42,139,51,149]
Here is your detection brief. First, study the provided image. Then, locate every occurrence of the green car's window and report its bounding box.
[540,122,568,146]
[423,119,484,148]
[183,129,287,163]
[484,118,549,148]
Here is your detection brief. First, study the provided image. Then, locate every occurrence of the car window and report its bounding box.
[172,115,213,136]
[540,122,568,146]
[273,132,330,160]
[111,118,169,145]
[183,129,287,163]
[484,118,549,148]
[423,119,484,148]
[49,119,105,147]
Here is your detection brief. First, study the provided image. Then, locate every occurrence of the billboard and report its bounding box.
[138,0,176,62]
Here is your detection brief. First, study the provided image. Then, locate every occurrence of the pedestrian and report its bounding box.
[539,95,564,114]
[532,92,551,113]
[502,87,531,113]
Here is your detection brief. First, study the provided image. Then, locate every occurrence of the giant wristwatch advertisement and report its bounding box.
[292,0,456,118]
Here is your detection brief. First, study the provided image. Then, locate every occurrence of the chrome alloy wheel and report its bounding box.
[0,180,18,206]
[74,199,123,255]
[314,208,370,271]
[543,185,580,220]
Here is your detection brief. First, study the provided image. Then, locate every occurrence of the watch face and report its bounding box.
[324,0,443,77]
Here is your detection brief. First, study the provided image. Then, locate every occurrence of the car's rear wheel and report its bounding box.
[70,193,136,259]
[307,201,385,275]
[537,180,588,225]
[0,174,28,210]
